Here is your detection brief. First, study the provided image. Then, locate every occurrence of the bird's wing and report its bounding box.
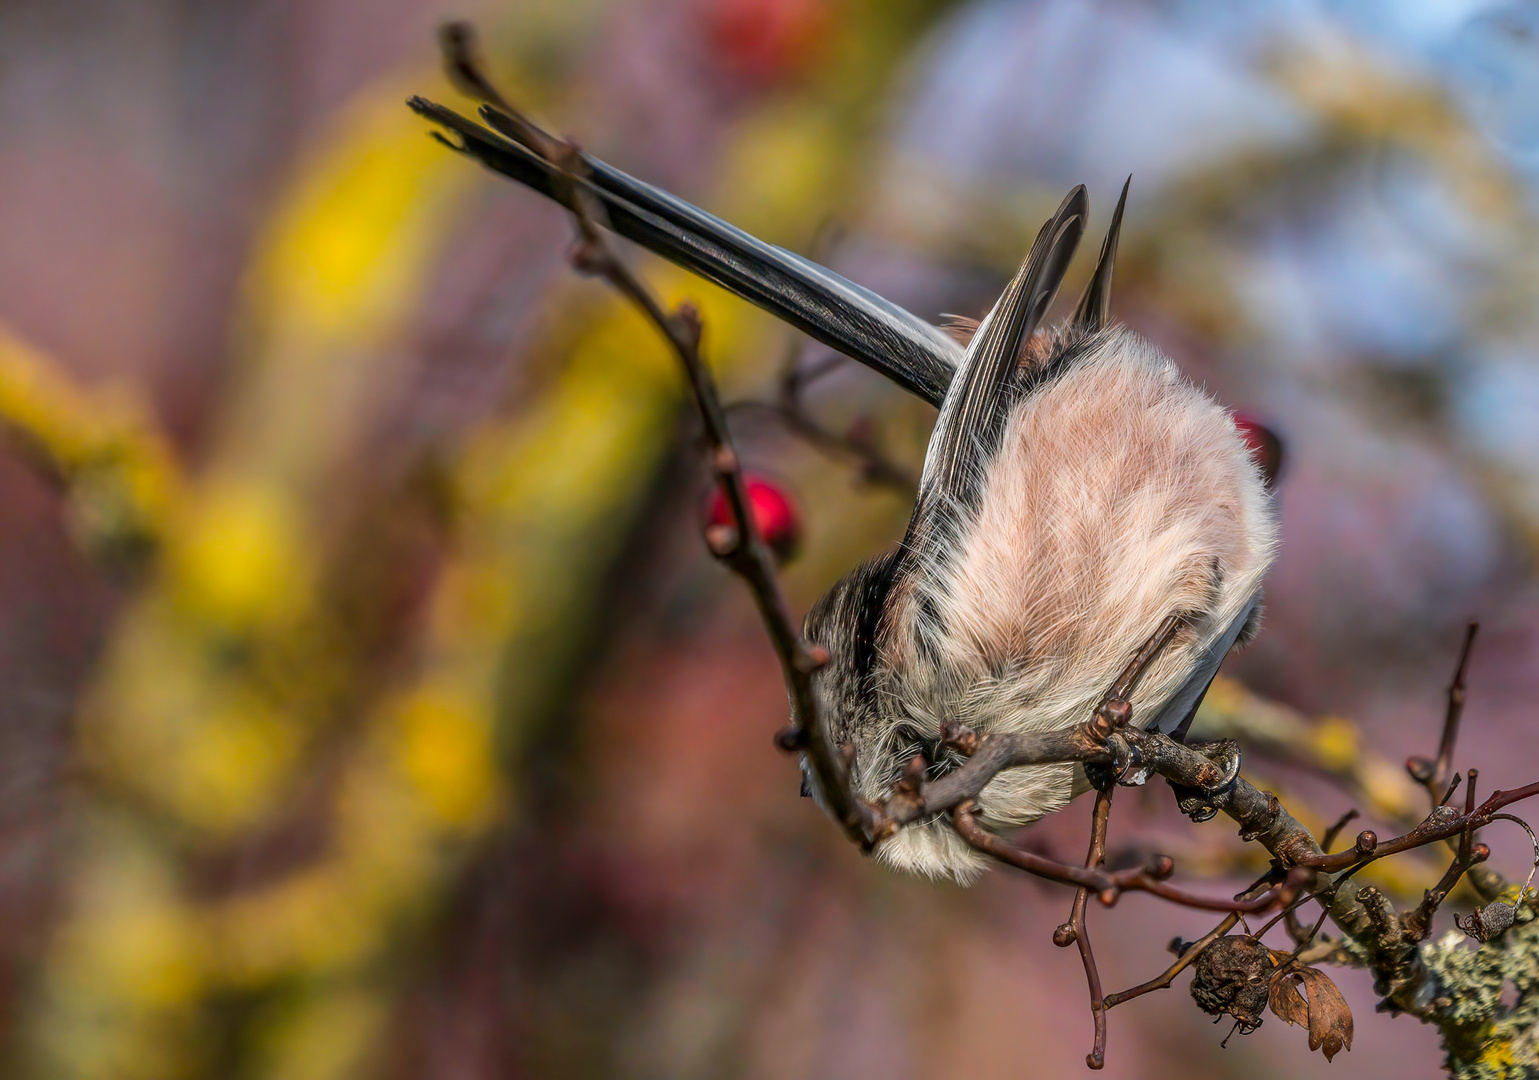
[911,186,1088,524]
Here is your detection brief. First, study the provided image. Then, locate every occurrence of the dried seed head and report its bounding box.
[1456,900,1519,943]
[1190,936,1273,1030]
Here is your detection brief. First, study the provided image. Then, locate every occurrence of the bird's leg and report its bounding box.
[1157,739,1243,823]
[1083,616,1184,790]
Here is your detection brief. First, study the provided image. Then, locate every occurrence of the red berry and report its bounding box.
[1233,413,1285,488]
[704,476,802,562]
[702,0,828,89]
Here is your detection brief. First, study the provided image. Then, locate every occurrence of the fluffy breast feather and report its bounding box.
[868,328,1277,881]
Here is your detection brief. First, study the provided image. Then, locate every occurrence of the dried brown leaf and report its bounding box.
[1268,961,1354,1062]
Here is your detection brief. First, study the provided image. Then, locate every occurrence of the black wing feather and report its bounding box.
[915,186,1089,516]
[1069,176,1129,333]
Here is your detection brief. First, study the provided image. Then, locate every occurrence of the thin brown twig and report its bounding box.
[1283,902,1310,946]
[1407,622,1478,804]
[1101,869,1281,1010]
[1461,768,1478,863]
[1404,840,1491,942]
[784,352,846,396]
[1291,782,1539,872]
[724,399,917,491]
[1109,615,1185,701]
[951,802,1302,912]
[1404,769,1490,942]
[1054,788,1114,1069]
[1103,913,1241,1009]
[429,25,878,844]
[773,336,919,491]
[723,315,919,494]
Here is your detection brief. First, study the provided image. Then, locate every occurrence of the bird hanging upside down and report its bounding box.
[801,185,1276,881]
[409,97,1278,882]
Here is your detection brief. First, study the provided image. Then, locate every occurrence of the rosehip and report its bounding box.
[1233,412,1285,488]
[702,0,828,89]
[704,476,802,563]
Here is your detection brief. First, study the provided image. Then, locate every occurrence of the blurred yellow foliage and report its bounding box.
[35,74,485,1080]
[169,478,307,632]
[390,682,500,829]
[0,325,181,568]
[29,46,777,1080]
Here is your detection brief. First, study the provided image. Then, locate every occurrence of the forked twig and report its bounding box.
[1055,788,1113,1069]
[725,272,919,493]
[725,399,917,491]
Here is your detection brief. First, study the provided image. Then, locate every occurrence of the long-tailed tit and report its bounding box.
[412,102,1278,882]
[801,185,1276,881]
